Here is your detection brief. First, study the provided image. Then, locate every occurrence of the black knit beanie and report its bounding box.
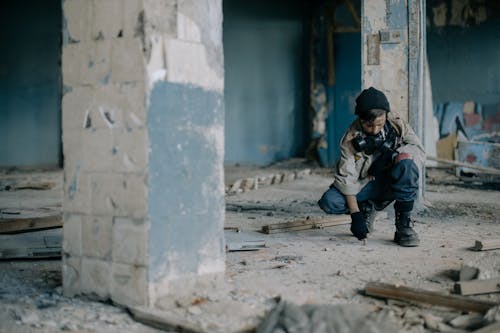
[354,87,390,115]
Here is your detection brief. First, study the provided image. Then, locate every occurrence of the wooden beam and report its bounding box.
[344,0,361,28]
[455,278,500,296]
[364,282,497,313]
[473,239,500,251]
[129,306,206,333]
[262,215,350,234]
[0,215,62,234]
[427,156,500,175]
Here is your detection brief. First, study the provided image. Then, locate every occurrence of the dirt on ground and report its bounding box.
[1,165,499,332]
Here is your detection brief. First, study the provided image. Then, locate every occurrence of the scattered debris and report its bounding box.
[3,181,55,191]
[256,299,398,333]
[454,278,500,296]
[473,239,500,251]
[364,282,497,313]
[261,215,350,234]
[226,240,266,252]
[460,265,480,281]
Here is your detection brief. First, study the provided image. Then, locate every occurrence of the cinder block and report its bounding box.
[89,173,122,216]
[81,128,114,172]
[118,82,147,129]
[62,86,95,130]
[63,256,81,297]
[82,215,113,260]
[80,40,112,86]
[143,0,177,36]
[123,0,144,38]
[81,257,111,298]
[111,262,147,306]
[63,0,92,42]
[113,128,148,173]
[92,84,125,129]
[165,39,223,92]
[118,173,147,217]
[111,37,145,83]
[62,43,83,86]
[92,0,123,40]
[112,222,147,265]
[63,213,83,257]
[63,167,92,215]
[177,12,201,42]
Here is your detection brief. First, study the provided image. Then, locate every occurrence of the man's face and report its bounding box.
[360,113,386,136]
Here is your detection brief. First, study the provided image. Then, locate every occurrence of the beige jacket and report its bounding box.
[333,111,425,196]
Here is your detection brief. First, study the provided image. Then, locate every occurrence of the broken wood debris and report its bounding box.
[473,239,500,251]
[0,215,62,234]
[364,282,497,314]
[4,181,55,191]
[427,156,500,175]
[226,169,311,195]
[261,215,350,234]
[454,278,500,296]
[129,306,207,333]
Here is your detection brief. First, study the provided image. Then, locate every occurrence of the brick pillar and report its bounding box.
[62,0,225,308]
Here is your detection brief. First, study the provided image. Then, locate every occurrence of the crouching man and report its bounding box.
[318,87,425,247]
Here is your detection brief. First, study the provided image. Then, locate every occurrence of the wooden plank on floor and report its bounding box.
[455,278,500,296]
[262,215,350,234]
[365,282,497,313]
[129,306,209,333]
[473,239,500,251]
[0,215,62,234]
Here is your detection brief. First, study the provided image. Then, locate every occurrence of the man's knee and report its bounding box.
[318,187,347,214]
[392,159,419,184]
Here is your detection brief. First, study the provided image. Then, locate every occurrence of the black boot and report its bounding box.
[359,201,376,233]
[394,201,419,247]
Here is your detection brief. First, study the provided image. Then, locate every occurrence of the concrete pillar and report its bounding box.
[61,0,225,308]
[361,0,409,121]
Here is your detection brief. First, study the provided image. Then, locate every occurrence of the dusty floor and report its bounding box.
[0,164,499,332]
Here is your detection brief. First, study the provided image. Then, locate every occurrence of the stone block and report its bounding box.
[111,37,144,83]
[165,39,223,92]
[62,86,95,130]
[111,262,147,306]
[63,213,83,257]
[63,167,92,215]
[81,257,111,298]
[81,128,114,172]
[118,173,147,217]
[123,0,144,38]
[80,40,112,86]
[89,173,123,216]
[63,256,81,297]
[63,0,92,42]
[112,221,147,265]
[82,215,113,260]
[113,128,148,173]
[119,82,147,129]
[92,0,123,40]
[143,0,177,36]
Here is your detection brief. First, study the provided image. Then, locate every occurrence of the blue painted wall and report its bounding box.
[147,82,225,280]
[427,20,500,105]
[0,0,62,168]
[223,0,308,166]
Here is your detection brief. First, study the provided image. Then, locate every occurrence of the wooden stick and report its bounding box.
[262,215,350,234]
[365,282,497,313]
[455,278,500,296]
[0,215,62,234]
[474,239,500,251]
[344,0,361,28]
[427,156,500,175]
[129,306,206,333]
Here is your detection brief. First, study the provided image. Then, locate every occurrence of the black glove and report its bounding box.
[350,212,368,240]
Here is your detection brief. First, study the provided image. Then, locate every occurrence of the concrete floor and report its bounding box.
[1,164,500,332]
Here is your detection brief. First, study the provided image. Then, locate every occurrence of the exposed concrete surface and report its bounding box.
[1,166,500,332]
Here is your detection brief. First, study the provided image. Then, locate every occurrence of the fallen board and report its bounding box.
[473,239,500,251]
[454,278,500,296]
[262,215,350,234]
[365,282,497,313]
[0,215,62,234]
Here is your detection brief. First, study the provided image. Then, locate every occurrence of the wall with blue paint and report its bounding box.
[223,0,308,166]
[0,0,62,168]
[427,2,500,105]
[148,82,225,281]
